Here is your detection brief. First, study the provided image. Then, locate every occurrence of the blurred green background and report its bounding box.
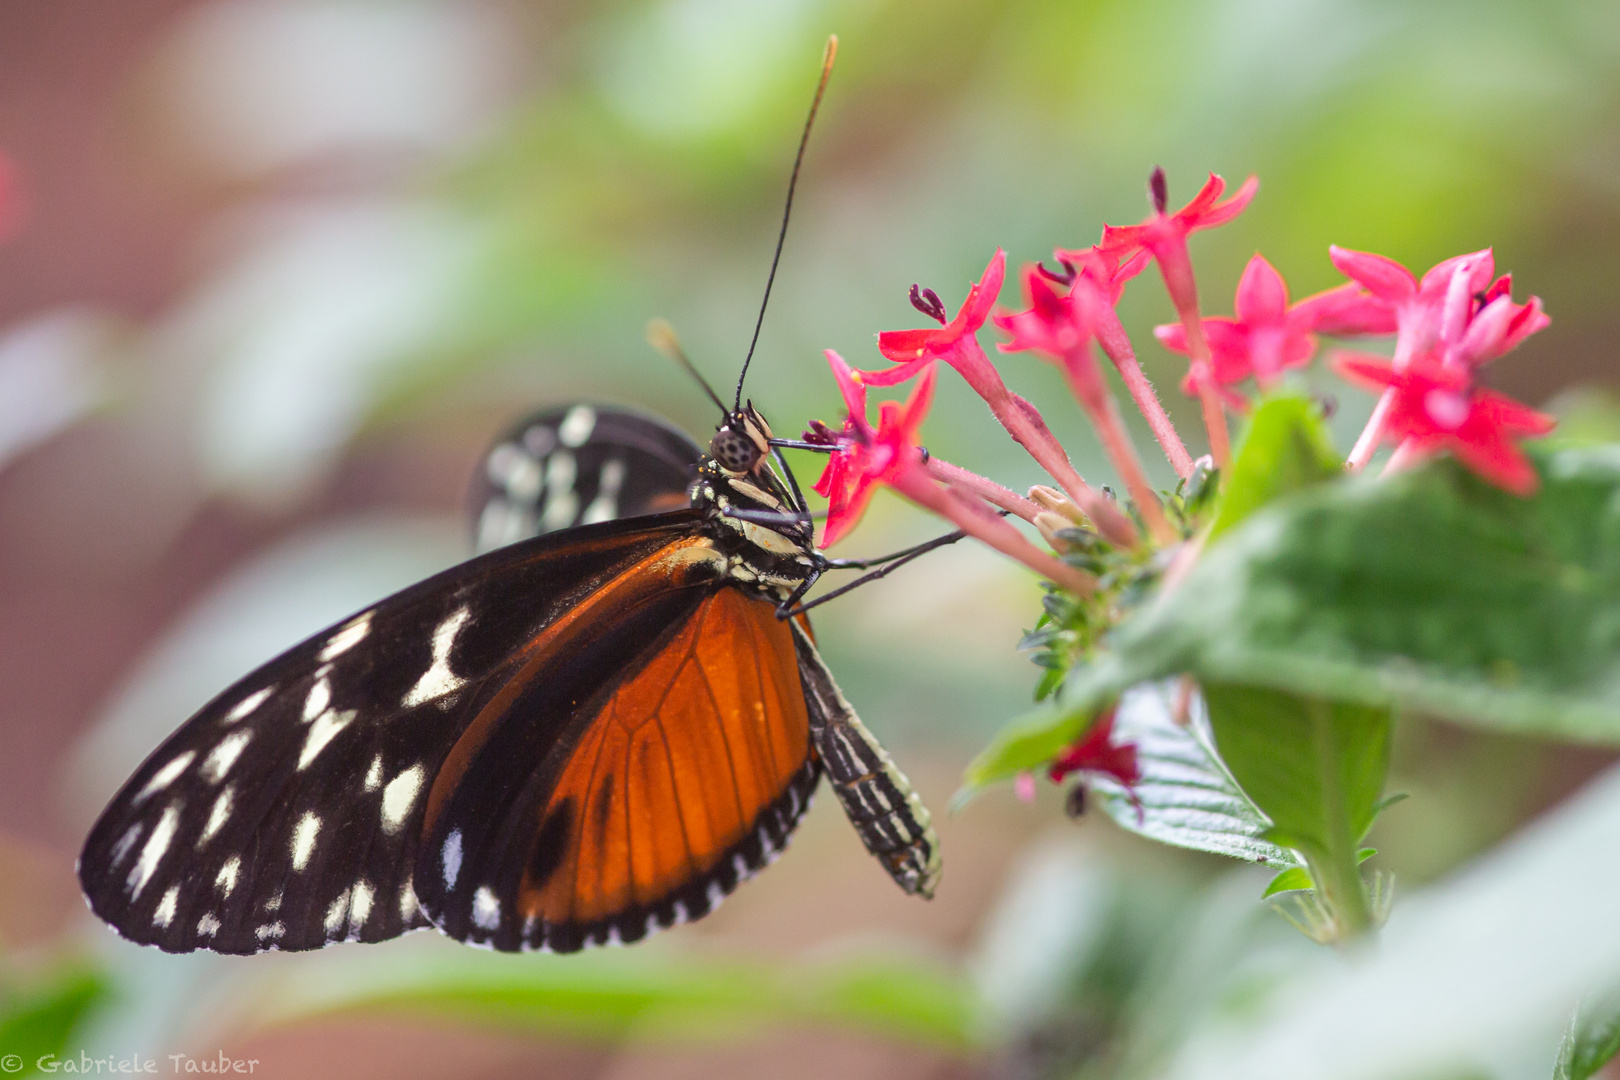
[1,1,1618,1077]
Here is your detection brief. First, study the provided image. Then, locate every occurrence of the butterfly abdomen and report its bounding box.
[790,622,941,898]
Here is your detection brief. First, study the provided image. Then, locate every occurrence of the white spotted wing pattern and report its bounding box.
[470,404,704,553]
[78,512,709,953]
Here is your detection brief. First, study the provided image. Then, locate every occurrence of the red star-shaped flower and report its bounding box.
[1098,170,1259,467]
[1099,171,1259,266]
[1152,254,1392,395]
[866,249,1006,389]
[813,352,936,547]
[1328,245,1497,362]
[1335,351,1555,495]
[1332,246,1551,468]
[1049,244,1151,308]
[994,264,1094,375]
[1047,706,1141,790]
[1153,254,1314,392]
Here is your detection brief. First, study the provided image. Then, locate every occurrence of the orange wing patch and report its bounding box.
[522,588,812,928]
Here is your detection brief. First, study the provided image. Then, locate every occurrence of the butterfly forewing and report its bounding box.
[416,583,818,952]
[473,404,704,553]
[78,514,705,954]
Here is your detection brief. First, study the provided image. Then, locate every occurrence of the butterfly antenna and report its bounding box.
[647,318,729,417]
[734,33,838,412]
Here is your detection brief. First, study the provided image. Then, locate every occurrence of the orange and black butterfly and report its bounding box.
[77,37,943,955]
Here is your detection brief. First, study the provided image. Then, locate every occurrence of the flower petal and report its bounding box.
[955,249,1007,334]
[823,349,869,430]
[1291,283,1396,336]
[1418,247,1493,296]
[1329,246,1417,302]
[1448,428,1539,495]
[876,328,938,363]
[1185,172,1227,213]
[1191,174,1258,230]
[1473,388,1557,436]
[1332,350,1400,389]
[859,354,934,387]
[1439,252,1489,345]
[1153,321,1190,355]
[1501,296,1550,356]
[894,362,938,443]
[1233,254,1288,325]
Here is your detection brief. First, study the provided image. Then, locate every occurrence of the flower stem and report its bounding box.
[949,343,1140,546]
[1061,354,1178,546]
[1347,390,1393,469]
[1155,246,1231,467]
[1304,696,1373,942]
[925,457,1042,521]
[896,472,1095,595]
[1092,308,1195,479]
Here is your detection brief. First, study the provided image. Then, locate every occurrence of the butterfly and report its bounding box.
[77,31,942,957]
[77,390,942,954]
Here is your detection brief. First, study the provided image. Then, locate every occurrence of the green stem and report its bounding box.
[1305,698,1373,942]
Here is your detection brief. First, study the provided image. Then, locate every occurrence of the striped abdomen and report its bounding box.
[789,623,940,898]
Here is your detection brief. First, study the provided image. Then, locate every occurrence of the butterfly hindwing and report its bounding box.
[473,404,704,553]
[415,568,819,952]
[78,513,706,954]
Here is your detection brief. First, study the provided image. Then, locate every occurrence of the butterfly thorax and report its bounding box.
[691,458,816,600]
[688,405,817,601]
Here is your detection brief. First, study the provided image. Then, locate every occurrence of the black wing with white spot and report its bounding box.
[471,403,704,554]
[78,513,704,954]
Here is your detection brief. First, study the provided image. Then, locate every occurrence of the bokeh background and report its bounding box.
[3,1,1619,1078]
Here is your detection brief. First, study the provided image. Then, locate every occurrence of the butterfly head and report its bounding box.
[709,404,773,475]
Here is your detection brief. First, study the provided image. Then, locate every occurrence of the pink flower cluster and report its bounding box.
[807,170,1556,575]
[1327,247,1552,493]
[803,169,1556,800]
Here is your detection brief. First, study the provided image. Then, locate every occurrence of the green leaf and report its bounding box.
[960,700,1092,793]
[244,937,977,1050]
[0,966,108,1077]
[1208,393,1342,542]
[1372,792,1409,814]
[1202,685,1392,860]
[1262,867,1315,897]
[1203,685,1392,938]
[1556,989,1620,1080]
[1357,847,1377,863]
[1086,684,1301,868]
[1085,447,1620,743]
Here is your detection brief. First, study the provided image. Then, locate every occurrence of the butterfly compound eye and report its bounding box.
[709,427,761,472]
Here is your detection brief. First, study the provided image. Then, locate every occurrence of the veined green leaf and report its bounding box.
[1202,686,1391,861]
[1084,447,1620,743]
[1087,684,1301,868]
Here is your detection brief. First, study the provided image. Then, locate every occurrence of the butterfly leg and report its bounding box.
[774,566,823,619]
[779,530,967,618]
[788,622,941,898]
